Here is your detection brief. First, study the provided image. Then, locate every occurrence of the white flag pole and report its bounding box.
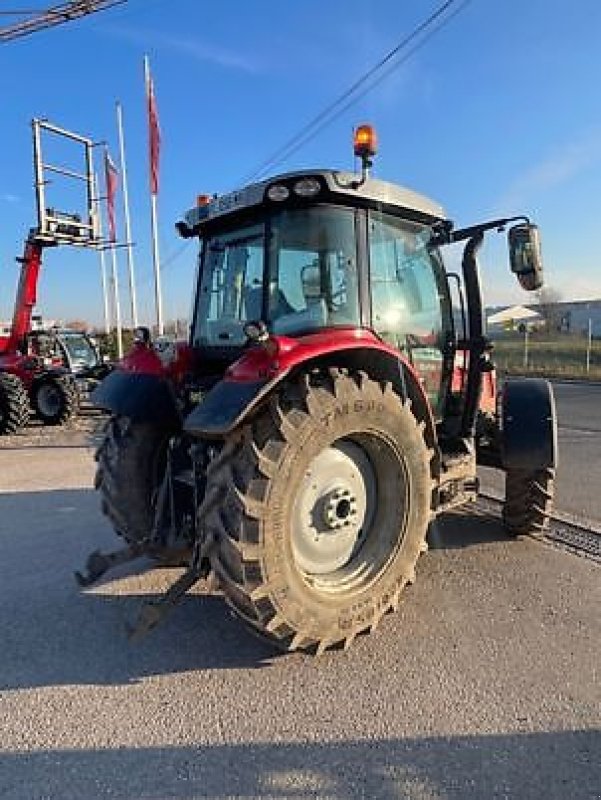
[116,100,139,328]
[93,172,111,334]
[104,144,123,359]
[99,246,111,335]
[150,193,163,336]
[144,55,164,336]
[109,243,124,359]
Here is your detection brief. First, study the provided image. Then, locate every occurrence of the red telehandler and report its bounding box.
[0,119,103,434]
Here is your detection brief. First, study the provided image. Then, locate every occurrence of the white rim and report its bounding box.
[291,439,377,576]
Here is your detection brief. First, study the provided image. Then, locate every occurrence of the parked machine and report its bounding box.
[28,327,111,397]
[0,120,103,434]
[0,236,80,431]
[84,126,557,653]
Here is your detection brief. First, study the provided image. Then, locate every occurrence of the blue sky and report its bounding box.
[1,0,600,328]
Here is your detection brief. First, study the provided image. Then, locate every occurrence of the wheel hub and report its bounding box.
[322,488,358,530]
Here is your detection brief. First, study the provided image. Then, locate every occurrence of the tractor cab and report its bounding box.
[182,165,454,415]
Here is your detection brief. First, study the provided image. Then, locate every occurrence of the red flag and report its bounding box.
[147,70,161,195]
[104,150,119,243]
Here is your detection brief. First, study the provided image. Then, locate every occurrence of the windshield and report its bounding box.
[192,206,359,347]
[60,333,98,368]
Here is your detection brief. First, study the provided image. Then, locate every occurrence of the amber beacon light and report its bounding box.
[353,124,378,159]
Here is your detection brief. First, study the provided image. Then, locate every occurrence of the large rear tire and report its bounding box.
[208,369,433,654]
[95,416,170,544]
[32,374,79,426]
[502,467,555,536]
[0,372,29,435]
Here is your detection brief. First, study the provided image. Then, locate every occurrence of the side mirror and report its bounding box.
[508,223,543,291]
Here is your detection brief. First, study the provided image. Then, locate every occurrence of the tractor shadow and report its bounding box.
[0,582,278,692]
[429,506,509,550]
[0,488,277,692]
[0,487,516,692]
[1,731,599,800]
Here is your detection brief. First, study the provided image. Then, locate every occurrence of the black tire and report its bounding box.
[0,372,29,435]
[207,369,433,654]
[32,374,79,426]
[502,467,555,536]
[95,416,170,544]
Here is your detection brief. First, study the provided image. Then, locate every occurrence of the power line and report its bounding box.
[0,1,126,42]
[279,0,472,167]
[242,0,470,184]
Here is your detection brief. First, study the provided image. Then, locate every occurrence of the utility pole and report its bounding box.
[586,318,592,374]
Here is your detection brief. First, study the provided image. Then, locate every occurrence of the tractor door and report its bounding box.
[368,211,454,416]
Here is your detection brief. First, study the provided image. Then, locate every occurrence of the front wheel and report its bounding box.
[208,369,433,654]
[32,374,78,425]
[503,467,555,536]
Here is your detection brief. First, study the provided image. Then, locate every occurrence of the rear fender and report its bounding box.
[501,378,557,470]
[184,343,440,478]
[91,370,181,427]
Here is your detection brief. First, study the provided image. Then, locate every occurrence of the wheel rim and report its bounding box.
[291,434,409,592]
[37,384,62,417]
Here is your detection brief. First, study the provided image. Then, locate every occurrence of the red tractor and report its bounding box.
[84,127,557,653]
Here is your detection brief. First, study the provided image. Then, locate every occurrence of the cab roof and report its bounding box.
[183,169,446,232]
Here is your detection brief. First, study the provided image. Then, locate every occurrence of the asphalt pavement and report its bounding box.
[0,413,599,800]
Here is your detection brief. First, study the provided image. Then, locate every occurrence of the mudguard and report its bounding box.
[501,378,557,470]
[184,378,266,437]
[91,370,180,427]
[184,336,438,462]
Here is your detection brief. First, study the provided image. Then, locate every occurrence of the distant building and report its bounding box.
[0,315,61,338]
[486,299,601,337]
[487,305,543,330]
[555,299,601,337]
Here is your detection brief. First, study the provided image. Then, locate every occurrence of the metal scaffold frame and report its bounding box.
[32,118,102,246]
